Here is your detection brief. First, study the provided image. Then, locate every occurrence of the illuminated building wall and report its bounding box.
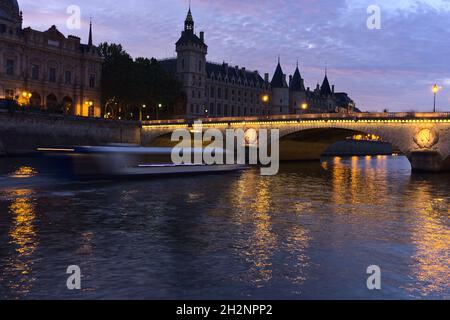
[159,7,355,119]
[0,0,102,117]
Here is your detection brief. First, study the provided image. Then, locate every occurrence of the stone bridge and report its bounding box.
[142,112,450,172]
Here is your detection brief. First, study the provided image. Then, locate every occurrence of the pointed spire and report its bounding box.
[290,60,305,92]
[184,4,195,33]
[320,67,332,96]
[271,58,287,88]
[88,17,93,46]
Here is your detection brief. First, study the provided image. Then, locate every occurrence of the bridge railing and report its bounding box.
[142,112,450,126]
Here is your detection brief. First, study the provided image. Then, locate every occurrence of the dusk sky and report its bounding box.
[19,0,450,112]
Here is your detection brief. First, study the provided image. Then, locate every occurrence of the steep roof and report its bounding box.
[206,62,265,84]
[175,31,206,47]
[0,0,19,22]
[271,62,287,88]
[158,59,266,85]
[185,8,194,24]
[290,66,305,91]
[320,75,332,96]
[334,92,354,106]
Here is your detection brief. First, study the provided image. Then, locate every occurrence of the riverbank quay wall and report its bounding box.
[0,111,140,155]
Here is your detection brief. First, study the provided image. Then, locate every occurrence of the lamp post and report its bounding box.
[139,104,146,121]
[85,100,94,116]
[156,103,163,120]
[261,94,270,118]
[432,84,439,113]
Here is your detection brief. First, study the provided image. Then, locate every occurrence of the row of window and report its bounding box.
[208,77,267,89]
[4,60,97,88]
[181,59,203,72]
[188,103,269,117]
[207,86,263,103]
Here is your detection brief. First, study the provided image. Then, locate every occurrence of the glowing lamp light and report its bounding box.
[301,103,308,110]
[262,95,270,103]
[432,84,439,94]
[22,91,32,99]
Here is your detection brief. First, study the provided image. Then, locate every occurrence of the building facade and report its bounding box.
[160,8,356,118]
[0,0,102,117]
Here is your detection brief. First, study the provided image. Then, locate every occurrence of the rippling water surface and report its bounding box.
[0,156,449,299]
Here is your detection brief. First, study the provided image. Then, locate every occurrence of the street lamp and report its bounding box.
[140,104,146,121]
[156,103,163,120]
[22,91,32,99]
[21,91,32,106]
[301,103,308,112]
[432,84,439,112]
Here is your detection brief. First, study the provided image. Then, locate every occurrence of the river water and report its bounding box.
[0,156,448,300]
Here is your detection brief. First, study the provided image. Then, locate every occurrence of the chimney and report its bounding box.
[289,75,293,85]
[264,73,269,83]
[332,85,335,94]
[242,67,246,71]
[200,31,204,42]
[283,74,287,84]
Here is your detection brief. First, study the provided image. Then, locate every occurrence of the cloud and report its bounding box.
[17,0,450,111]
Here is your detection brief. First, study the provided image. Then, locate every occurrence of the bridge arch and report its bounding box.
[276,127,391,161]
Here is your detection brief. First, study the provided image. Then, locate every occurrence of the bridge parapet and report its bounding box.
[143,112,450,126]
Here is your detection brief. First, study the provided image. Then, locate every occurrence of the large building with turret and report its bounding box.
[0,0,102,117]
[160,7,356,118]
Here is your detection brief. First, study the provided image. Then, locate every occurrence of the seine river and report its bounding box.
[0,156,448,300]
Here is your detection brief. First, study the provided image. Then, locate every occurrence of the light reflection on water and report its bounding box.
[2,188,38,298]
[405,181,450,298]
[0,156,448,299]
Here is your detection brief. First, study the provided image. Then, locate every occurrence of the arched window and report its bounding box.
[46,94,58,112]
[62,96,74,115]
[30,92,41,108]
